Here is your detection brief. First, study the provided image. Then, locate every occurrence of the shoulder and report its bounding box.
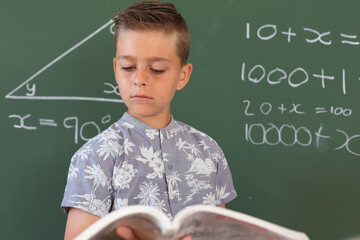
[173,120,230,170]
[86,120,125,145]
[72,119,128,161]
[172,120,223,152]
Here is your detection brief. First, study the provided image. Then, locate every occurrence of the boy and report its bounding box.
[61,1,237,239]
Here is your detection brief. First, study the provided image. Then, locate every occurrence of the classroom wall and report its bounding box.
[1,0,360,239]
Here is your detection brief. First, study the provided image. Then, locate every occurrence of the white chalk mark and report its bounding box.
[39,119,57,127]
[101,115,111,124]
[25,83,36,96]
[342,69,346,95]
[5,19,119,103]
[8,114,37,130]
[312,68,334,89]
[340,33,359,45]
[245,124,249,141]
[315,125,330,148]
[277,103,287,114]
[289,103,305,114]
[6,95,123,103]
[110,23,115,35]
[340,33,357,39]
[64,117,79,144]
[80,122,101,142]
[260,102,272,115]
[303,28,332,45]
[243,100,255,116]
[281,28,297,43]
[315,107,327,114]
[335,129,360,156]
[246,22,250,39]
[257,24,277,40]
[103,82,120,96]
[245,122,312,147]
[241,62,245,81]
[341,40,359,45]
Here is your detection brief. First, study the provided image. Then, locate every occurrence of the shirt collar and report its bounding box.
[121,112,178,132]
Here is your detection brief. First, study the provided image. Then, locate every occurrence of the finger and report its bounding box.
[179,234,192,240]
[116,226,138,240]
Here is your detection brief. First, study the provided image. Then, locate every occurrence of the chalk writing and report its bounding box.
[39,119,57,127]
[26,83,36,96]
[103,82,120,96]
[304,28,332,45]
[245,123,360,156]
[5,20,123,103]
[9,113,112,144]
[241,62,349,95]
[246,22,360,46]
[336,130,360,156]
[340,34,359,45]
[242,98,358,157]
[101,115,111,124]
[281,27,297,43]
[245,123,312,147]
[63,115,110,143]
[242,100,352,117]
[8,114,37,130]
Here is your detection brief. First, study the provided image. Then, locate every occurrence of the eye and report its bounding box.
[151,68,165,74]
[122,66,135,72]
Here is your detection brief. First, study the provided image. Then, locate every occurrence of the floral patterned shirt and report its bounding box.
[61,112,237,219]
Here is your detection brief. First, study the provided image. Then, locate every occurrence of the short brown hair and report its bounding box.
[113,0,190,65]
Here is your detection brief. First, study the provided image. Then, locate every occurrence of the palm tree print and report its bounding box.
[167,171,182,201]
[134,181,167,213]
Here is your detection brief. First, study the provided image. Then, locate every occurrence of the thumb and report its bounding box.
[116,226,138,240]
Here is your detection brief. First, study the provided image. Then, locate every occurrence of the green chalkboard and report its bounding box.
[1,0,360,239]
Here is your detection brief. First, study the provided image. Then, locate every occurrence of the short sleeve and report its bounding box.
[215,151,237,205]
[60,137,116,217]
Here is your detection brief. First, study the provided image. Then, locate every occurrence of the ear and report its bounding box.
[113,57,119,84]
[176,63,193,91]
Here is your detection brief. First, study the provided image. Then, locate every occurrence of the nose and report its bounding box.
[133,68,148,86]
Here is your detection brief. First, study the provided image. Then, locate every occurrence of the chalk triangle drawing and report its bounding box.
[5,19,123,103]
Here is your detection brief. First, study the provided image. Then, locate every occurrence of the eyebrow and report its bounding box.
[118,55,169,63]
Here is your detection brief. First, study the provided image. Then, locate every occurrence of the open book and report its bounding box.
[75,205,309,240]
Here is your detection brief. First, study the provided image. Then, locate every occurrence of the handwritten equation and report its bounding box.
[242,99,359,157]
[243,100,352,117]
[246,22,360,46]
[8,114,113,144]
[241,62,360,95]
[240,21,360,157]
[245,122,360,157]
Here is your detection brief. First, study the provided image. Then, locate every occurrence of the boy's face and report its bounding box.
[113,30,192,128]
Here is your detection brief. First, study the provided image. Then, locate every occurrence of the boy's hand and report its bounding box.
[116,226,139,240]
[116,226,192,240]
[179,235,192,240]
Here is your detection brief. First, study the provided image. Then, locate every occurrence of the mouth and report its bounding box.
[131,94,153,100]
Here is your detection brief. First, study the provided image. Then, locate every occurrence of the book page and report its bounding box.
[175,212,302,240]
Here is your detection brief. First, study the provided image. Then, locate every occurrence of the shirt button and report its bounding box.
[154,134,159,139]
[168,164,173,170]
